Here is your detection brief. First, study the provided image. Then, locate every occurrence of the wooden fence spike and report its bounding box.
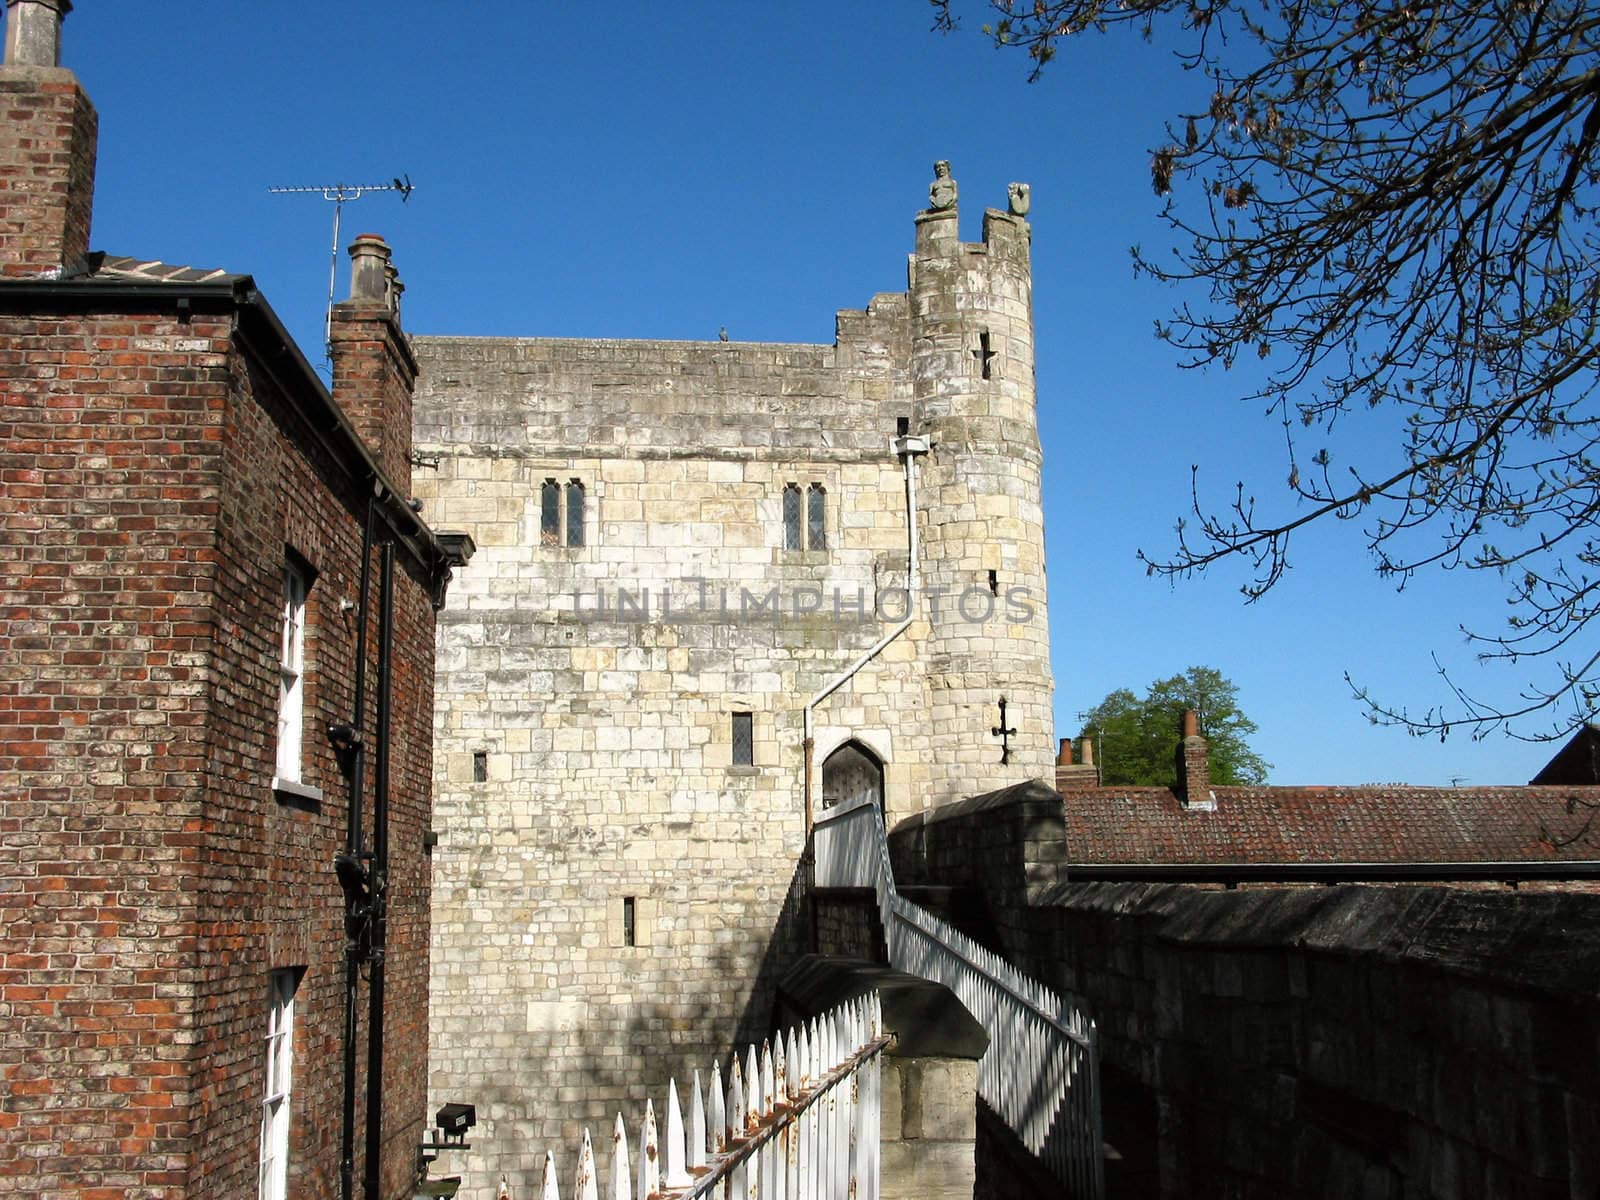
[638,1097,660,1200]
[665,1077,691,1187]
[744,1044,761,1133]
[689,1068,708,1170]
[710,1061,727,1154]
[576,1128,598,1200]
[611,1112,630,1200]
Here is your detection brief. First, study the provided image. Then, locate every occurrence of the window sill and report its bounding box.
[726,765,762,777]
[273,777,324,811]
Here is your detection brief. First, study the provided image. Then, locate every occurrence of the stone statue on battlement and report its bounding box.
[1008,182,1031,218]
[929,160,958,212]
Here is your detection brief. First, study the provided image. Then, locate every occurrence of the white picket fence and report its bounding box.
[529,993,888,1200]
[813,795,1105,1198]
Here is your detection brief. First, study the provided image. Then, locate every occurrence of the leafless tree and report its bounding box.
[935,0,1600,738]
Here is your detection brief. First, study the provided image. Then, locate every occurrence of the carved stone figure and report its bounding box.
[1008,181,1031,217]
[929,160,958,212]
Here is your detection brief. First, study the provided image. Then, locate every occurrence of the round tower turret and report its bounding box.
[909,166,1053,805]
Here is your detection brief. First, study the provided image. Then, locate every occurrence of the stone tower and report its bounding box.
[910,182,1054,805]
[411,165,1055,1198]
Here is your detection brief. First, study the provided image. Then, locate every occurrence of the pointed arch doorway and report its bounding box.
[820,740,885,818]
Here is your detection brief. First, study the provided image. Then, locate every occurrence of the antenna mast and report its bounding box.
[267,176,414,360]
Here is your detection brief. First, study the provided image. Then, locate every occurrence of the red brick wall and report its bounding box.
[0,296,438,1199]
[0,305,225,1197]
[0,69,96,276]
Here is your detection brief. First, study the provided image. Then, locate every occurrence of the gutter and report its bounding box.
[801,433,928,832]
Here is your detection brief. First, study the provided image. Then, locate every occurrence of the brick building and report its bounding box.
[0,3,469,1198]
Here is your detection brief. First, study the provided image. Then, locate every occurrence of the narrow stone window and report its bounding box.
[565,479,585,547]
[988,569,999,596]
[472,750,487,783]
[976,330,996,380]
[782,484,802,551]
[732,711,754,766]
[896,416,910,437]
[541,478,560,546]
[807,484,826,551]
[622,896,636,947]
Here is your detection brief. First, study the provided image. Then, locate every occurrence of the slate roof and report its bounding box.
[64,251,245,285]
[1057,783,1600,865]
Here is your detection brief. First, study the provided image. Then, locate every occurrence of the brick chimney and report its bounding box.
[1175,708,1213,809]
[330,233,417,495]
[0,0,96,278]
[1055,735,1099,789]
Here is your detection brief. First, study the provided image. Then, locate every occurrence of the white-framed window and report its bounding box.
[275,562,307,787]
[257,968,298,1200]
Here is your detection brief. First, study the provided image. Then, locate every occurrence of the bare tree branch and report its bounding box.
[936,0,1600,738]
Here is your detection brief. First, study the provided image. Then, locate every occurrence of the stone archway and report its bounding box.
[821,740,884,814]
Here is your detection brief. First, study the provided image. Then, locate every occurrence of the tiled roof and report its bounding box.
[1057,783,1600,865]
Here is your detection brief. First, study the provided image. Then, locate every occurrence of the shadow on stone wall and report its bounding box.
[435,857,814,1200]
[733,855,813,1050]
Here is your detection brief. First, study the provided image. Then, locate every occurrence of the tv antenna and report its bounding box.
[267,175,414,360]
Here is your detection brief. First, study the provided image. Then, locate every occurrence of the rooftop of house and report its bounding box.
[1056,780,1600,868]
[1045,717,1600,875]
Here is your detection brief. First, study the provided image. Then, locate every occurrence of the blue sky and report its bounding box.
[46,2,1568,785]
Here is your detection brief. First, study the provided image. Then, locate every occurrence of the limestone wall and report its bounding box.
[412,191,1056,1197]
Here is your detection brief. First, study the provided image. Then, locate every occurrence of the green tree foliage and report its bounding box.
[1081,667,1270,786]
[933,0,1600,738]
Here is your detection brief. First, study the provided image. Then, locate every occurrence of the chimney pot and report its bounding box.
[385,260,404,318]
[3,0,70,68]
[1182,708,1199,738]
[1078,736,1094,768]
[347,232,392,307]
[1056,737,1072,767]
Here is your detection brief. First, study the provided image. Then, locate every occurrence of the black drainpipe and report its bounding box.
[339,491,378,1200]
[362,540,395,1200]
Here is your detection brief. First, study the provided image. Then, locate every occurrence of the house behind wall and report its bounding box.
[413,177,1055,1194]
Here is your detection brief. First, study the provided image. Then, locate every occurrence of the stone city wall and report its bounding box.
[890,791,1600,1199]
